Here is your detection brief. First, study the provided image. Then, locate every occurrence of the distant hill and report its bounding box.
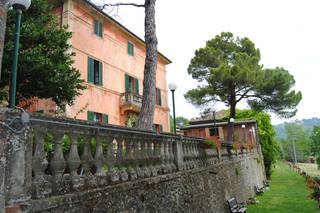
[273,118,320,140]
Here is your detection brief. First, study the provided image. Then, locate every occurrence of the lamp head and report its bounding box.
[241,124,245,128]
[168,82,177,92]
[230,118,235,123]
[9,0,31,10]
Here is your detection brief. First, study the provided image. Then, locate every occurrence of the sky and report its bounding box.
[100,0,320,124]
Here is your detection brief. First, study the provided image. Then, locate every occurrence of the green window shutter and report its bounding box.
[135,78,139,95]
[160,125,163,133]
[152,124,156,132]
[94,20,98,35]
[98,61,103,86]
[125,74,130,93]
[99,22,103,37]
[157,88,162,106]
[103,114,108,125]
[87,111,94,121]
[94,20,103,37]
[128,42,134,56]
[87,57,94,83]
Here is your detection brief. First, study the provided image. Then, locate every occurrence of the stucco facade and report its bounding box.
[39,0,171,131]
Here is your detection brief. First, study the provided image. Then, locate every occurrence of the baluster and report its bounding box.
[80,135,94,176]
[50,131,66,177]
[126,136,137,180]
[182,141,187,170]
[118,136,128,181]
[168,138,176,171]
[143,139,151,177]
[159,138,166,174]
[135,139,144,178]
[67,133,81,177]
[33,128,48,179]
[164,139,172,173]
[107,134,119,183]
[94,135,105,176]
[152,138,160,175]
[32,127,52,198]
[150,140,157,176]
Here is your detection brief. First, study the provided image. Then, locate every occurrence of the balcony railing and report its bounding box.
[120,93,143,113]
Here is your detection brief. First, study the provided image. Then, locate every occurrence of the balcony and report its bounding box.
[120,92,143,114]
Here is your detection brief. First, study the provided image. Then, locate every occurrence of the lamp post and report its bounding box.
[168,82,177,134]
[8,0,31,108]
[227,117,235,154]
[241,124,246,143]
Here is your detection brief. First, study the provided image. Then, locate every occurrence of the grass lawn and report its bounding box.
[297,163,320,177]
[247,162,319,213]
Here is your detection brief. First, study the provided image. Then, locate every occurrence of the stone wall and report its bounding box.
[28,153,265,213]
[0,108,266,213]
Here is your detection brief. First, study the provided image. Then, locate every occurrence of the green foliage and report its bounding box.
[280,122,311,162]
[235,109,279,178]
[204,138,217,149]
[310,125,320,156]
[185,32,302,118]
[1,0,86,108]
[170,116,190,133]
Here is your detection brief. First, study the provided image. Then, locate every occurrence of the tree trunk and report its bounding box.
[0,0,7,80]
[136,0,158,130]
[227,88,236,143]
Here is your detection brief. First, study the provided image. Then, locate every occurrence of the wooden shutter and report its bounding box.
[94,20,102,37]
[98,61,103,86]
[152,124,156,132]
[135,78,139,95]
[98,22,103,37]
[87,111,94,121]
[157,89,162,106]
[94,20,98,35]
[128,42,134,56]
[160,125,163,133]
[87,57,94,83]
[125,74,130,93]
[103,114,108,125]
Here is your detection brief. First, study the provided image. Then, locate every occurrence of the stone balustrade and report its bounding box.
[0,109,258,205]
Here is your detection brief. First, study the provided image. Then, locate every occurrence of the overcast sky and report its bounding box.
[101,0,320,124]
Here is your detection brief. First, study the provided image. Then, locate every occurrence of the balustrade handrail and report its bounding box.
[26,113,258,199]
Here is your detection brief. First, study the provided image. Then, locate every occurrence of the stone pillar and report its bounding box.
[0,108,32,212]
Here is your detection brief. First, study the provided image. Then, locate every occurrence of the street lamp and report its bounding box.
[168,82,177,134]
[241,124,246,143]
[8,0,31,108]
[227,117,235,153]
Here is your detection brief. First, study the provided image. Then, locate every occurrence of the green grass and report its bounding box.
[247,162,319,213]
[297,163,320,177]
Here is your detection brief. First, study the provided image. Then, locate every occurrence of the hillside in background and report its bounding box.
[274,118,320,140]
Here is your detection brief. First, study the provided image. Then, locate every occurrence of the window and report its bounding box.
[127,41,134,56]
[209,127,219,136]
[87,111,108,125]
[88,57,103,86]
[125,74,139,95]
[156,88,162,106]
[152,124,163,133]
[94,20,103,37]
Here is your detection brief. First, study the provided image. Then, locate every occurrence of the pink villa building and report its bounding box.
[28,0,172,132]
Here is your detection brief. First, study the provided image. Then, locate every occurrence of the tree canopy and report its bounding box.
[310,125,320,156]
[185,32,302,120]
[0,0,86,108]
[280,122,311,162]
